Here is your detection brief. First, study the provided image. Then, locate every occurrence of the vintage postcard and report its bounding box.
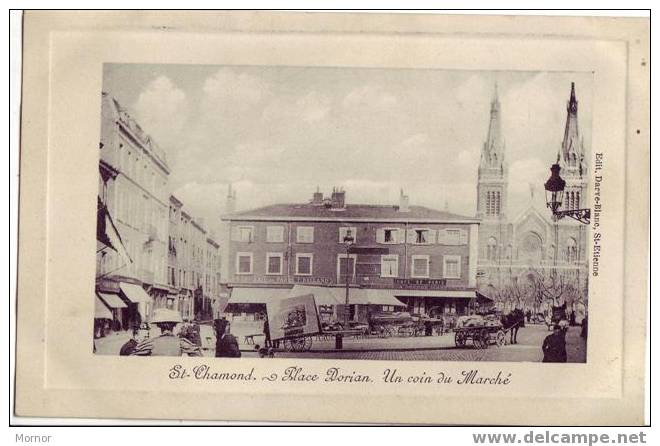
[14,11,649,425]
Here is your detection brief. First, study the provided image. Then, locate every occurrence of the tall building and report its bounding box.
[167,195,222,321]
[476,83,588,318]
[96,92,171,328]
[222,189,481,322]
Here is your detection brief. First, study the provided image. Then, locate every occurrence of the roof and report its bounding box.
[224,203,479,224]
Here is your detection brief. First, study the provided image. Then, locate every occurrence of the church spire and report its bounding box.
[480,82,505,171]
[559,82,585,176]
[477,83,507,220]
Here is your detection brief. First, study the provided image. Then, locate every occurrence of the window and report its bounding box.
[338,226,357,243]
[377,228,400,244]
[443,255,461,279]
[337,254,357,283]
[233,226,254,243]
[266,225,285,243]
[236,252,253,275]
[411,255,430,278]
[296,226,314,243]
[382,305,395,312]
[407,228,434,245]
[446,229,461,245]
[266,253,283,275]
[380,255,399,278]
[296,254,313,275]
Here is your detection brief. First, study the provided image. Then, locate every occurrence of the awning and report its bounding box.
[394,290,476,299]
[364,289,407,307]
[288,285,342,306]
[228,287,291,304]
[97,198,132,266]
[97,292,127,309]
[476,291,494,302]
[95,296,113,319]
[119,283,152,304]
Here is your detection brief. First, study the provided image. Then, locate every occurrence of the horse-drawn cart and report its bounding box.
[453,314,506,349]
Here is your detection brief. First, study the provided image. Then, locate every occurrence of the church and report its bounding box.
[475,82,589,319]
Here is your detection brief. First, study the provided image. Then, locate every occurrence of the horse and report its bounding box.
[501,309,525,344]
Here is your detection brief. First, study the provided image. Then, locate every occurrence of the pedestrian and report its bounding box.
[525,310,531,323]
[119,326,139,356]
[542,324,567,363]
[580,314,588,339]
[437,317,444,336]
[214,318,241,358]
[130,309,202,357]
[570,311,576,327]
[263,317,272,348]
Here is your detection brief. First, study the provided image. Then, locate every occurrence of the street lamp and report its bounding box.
[343,229,355,329]
[544,163,591,224]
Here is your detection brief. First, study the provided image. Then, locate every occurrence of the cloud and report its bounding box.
[133,76,188,149]
[296,91,332,122]
[202,68,271,106]
[342,85,397,109]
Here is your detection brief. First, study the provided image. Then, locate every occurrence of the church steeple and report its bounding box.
[477,83,507,220]
[556,82,588,213]
[480,82,505,172]
[559,82,585,177]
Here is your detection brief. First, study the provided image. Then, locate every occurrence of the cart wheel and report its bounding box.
[398,326,412,337]
[302,336,313,351]
[286,338,306,352]
[472,332,483,349]
[455,331,466,347]
[496,330,506,347]
[479,329,490,349]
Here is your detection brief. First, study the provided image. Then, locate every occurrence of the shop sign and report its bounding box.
[393,278,447,290]
[293,276,333,285]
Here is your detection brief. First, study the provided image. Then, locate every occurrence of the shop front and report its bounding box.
[393,290,476,318]
[118,282,153,327]
[226,286,292,321]
[97,291,127,330]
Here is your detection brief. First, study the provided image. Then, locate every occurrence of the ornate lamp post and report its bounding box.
[544,163,591,224]
[343,229,355,328]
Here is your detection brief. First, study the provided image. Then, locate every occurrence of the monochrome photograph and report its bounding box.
[14,9,649,426]
[94,64,592,363]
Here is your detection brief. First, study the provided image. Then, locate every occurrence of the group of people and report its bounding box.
[118,308,241,358]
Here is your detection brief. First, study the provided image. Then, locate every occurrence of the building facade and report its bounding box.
[476,83,589,318]
[96,92,171,329]
[222,189,480,322]
[167,195,222,321]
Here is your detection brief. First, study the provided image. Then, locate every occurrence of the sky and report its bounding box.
[102,64,593,233]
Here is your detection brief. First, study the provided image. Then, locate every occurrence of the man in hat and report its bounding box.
[131,308,202,357]
[214,318,241,358]
[542,324,568,363]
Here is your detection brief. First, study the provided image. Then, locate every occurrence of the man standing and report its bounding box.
[542,324,567,363]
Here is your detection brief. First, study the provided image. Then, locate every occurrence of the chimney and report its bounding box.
[331,187,346,209]
[311,186,323,205]
[399,189,410,213]
[226,183,236,215]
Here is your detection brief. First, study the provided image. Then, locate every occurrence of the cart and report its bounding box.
[454,325,506,349]
[453,317,506,349]
[281,328,366,352]
[369,311,415,337]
